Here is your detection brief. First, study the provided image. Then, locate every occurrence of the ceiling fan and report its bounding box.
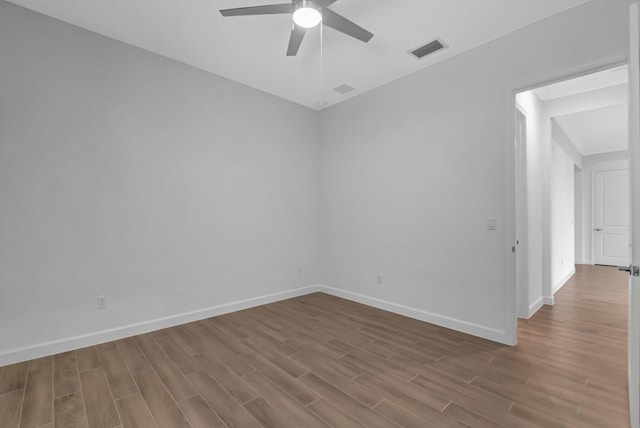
[219,0,374,56]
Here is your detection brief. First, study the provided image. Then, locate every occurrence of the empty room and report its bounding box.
[1,0,639,427]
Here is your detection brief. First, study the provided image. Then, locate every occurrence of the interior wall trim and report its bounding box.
[525,296,544,319]
[319,285,509,345]
[0,283,513,366]
[553,267,576,295]
[0,284,323,366]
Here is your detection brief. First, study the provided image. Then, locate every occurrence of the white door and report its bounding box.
[593,169,630,266]
[627,3,639,427]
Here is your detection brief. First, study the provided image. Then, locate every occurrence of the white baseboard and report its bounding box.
[318,285,509,345]
[0,285,322,366]
[524,297,544,319]
[553,267,576,295]
[1,283,514,365]
[543,296,554,305]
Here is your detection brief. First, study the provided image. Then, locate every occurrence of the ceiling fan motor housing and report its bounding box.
[293,0,322,28]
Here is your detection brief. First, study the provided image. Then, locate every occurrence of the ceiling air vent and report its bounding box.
[409,39,446,59]
[334,84,355,95]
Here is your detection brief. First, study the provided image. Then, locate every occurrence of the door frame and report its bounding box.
[505,58,628,346]
[514,106,528,319]
[627,3,639,426]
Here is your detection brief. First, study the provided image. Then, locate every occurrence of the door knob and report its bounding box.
[594,228,603,231]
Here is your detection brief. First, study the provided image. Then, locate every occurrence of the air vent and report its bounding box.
[409,39,446,59]
[334,84,355,95]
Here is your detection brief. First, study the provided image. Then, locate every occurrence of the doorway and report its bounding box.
[514,64,630,319]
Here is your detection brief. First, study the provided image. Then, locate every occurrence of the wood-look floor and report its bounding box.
[0,264,630,427]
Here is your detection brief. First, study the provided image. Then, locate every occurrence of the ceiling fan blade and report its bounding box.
[220,4,293,17]
[321,8,373,43]
[287,24,306,56]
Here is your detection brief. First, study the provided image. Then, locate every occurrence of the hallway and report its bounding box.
[516,264,630,427]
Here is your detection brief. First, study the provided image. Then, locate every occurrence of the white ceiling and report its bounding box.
[556,104,628,156]
[7,0,592,110]
[535,65,629,101]
[534,65,629,157]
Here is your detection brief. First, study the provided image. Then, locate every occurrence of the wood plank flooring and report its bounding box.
[0,264,630,427]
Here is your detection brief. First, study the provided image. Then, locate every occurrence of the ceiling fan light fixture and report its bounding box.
[293,1,321,29]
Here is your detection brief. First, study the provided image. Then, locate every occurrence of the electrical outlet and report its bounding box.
[377,274,383,285]
[97,295,107,310]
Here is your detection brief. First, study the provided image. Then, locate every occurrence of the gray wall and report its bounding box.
[320,0,628,342]
[550,141,575,292]
[0,2,321,360]
[0,0,631,361]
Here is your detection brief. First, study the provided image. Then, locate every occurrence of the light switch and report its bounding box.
[487,219,497,230]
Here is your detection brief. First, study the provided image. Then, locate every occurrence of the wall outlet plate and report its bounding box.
[97,295,107,310]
